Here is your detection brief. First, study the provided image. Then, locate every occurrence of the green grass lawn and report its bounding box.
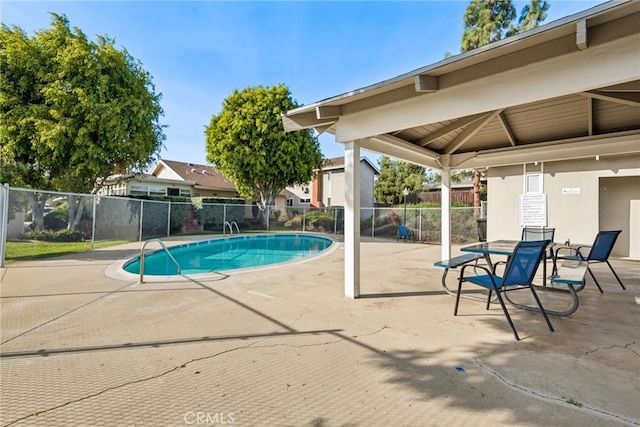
[4,240,130,264]
[3,230,292,265]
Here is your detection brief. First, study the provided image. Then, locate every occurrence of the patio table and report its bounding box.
[460,239,554,285]
[460,240,587,316]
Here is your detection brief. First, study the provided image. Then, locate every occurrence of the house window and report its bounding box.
[130,185,148,196]
[286,198,293,207]
[180,189,191,197]
[149,186,165,196]
[524,162,543,193]
[525,174,543,193]
[167,188,180,196]
[299,198,311,204]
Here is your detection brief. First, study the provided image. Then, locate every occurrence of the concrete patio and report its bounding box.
[1,236,638,426]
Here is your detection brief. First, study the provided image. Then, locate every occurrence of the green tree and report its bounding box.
[205,84,323,223]
[0,14,165,229]
[461,0,549,52]
[513,0,550,34]
[374,156,426,205]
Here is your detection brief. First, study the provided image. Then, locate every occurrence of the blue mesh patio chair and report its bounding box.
[553,230,625,293]
[522,227,555,257]
[397,225,415,242]
[454,240,554,341]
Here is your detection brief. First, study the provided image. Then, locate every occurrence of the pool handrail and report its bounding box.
[224,221,240,234]
[139,238,181,284]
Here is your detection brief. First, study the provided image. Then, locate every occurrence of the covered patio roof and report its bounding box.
[284,1,639,170]
[283,0,640,298]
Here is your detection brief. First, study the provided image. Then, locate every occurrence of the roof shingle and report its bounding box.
[158,159,236,190]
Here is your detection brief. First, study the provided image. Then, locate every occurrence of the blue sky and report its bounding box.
[1,1,603,167]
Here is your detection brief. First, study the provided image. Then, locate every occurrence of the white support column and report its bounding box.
[344,141,361,298]
[441,168,452,262]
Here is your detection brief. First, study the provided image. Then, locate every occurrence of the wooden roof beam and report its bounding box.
[417,113,486,147]
[497,112,517,146]
[282,112,334,132]
[580,91,640,108]
[576,20,588,50]
[316,105,342,119]
[414,75,439,93]
[444,110,501,154]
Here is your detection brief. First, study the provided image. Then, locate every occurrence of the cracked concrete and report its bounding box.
[1,236,639,426]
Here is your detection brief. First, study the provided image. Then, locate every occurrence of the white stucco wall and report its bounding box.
[487,155,640,259]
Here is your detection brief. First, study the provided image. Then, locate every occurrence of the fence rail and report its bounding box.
[1,185,482,266]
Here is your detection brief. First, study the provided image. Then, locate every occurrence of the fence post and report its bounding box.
[419,208,422,243]
[0,184,9,268]
[266,206,270,231]
[139,200,144,242]
[222,204,226,234]
[167,201,171,237]
[91,195,97,251]
[333,208,338,234]
[371,207,375,239]
[302,207,306,232]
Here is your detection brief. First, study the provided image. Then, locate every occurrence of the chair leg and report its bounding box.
[528,285,554,332]
[486,290,492,310]
[494,290,520,341]
[606,260,626,290]
[587,267,604,293]
[454,278,464,316]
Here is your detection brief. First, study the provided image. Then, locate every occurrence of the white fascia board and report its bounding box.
[453,131,640,169]
[138,176,197,186]
[334,34,640,143]
[192,185,236,192]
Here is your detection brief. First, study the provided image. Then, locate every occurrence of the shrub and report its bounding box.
[43,209,68,230]
[277,213,289,224]
[24,228,84,242]
[303,210,333,231]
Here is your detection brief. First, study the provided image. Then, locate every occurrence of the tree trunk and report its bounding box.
[67,195,86,230]
[28,193,46,231]
[256,190,278,226]
[473,170,481,218]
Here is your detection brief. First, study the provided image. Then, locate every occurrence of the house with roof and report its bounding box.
[101,158,290,210]
[101,159,291,231]
[285,156,379,210]
[102,159,239,199]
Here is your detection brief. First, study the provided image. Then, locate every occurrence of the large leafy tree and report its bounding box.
[1,14,165,229]
[461,0,549,51]
[205,84,323,222]
[374,156,426,205]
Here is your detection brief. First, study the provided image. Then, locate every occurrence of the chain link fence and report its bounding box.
[0,185,481,266]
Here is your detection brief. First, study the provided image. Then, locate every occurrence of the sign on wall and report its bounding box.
[519,193,547,226]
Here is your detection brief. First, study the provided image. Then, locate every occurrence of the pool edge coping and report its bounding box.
[104,233,340,283]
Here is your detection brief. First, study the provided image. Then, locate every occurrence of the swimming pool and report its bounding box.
[123,234,334,276]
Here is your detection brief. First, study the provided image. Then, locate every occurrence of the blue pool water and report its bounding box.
[124,234,333,276]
